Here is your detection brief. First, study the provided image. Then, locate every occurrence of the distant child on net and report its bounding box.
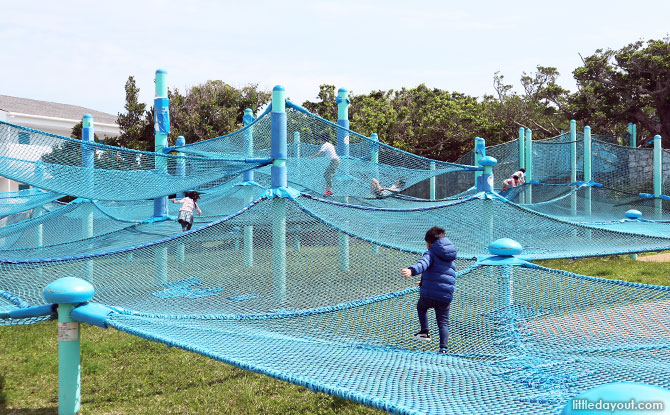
[172,191,202,232]
[401,226,457,353]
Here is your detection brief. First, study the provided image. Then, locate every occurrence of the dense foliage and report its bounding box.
[107,37,670,162]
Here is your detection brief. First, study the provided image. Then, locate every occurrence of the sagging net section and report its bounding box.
[0,121,271,201]
[294,194,670,259]
[0,188,63,217]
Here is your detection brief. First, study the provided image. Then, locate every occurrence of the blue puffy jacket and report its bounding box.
[408,237,457,302]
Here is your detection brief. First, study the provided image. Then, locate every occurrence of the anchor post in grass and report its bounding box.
[43,277,95,415]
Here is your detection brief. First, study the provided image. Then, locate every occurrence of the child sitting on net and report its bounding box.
[370,178,406,199]
[172,191,202,232]
[501,174,521,192]
[401,226,457,353]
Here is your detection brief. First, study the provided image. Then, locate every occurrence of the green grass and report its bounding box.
[1,254,669,414]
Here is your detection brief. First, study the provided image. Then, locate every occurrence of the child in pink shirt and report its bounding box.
[172,191,202,231]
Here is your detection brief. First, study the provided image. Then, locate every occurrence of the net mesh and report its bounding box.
[1,106,670,415]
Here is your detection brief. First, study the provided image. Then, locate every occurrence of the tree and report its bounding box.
[111,76,154,151]
[169,81,271,143]
[571,38,670,146]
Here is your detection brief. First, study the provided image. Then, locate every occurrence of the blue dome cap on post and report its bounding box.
[478,156,498,167]
[488,238,523,256]
[625,209,642,219]
[43,277,94,304]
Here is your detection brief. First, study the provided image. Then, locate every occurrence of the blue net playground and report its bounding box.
[1,76,670,415]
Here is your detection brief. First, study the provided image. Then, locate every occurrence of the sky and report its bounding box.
[1,0,669,116]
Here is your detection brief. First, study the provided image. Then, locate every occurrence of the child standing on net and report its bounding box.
[401,226,457,353]
[309,136,340,197]
[172,191,202,231]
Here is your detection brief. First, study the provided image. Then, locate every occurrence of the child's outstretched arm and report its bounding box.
[195,202,202,216]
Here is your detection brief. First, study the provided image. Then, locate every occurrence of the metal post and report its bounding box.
[584,126,592,240]
[82,114,94,281]
[524,129,533,204]
[628,122,634,148]
[632,124,637,148]
[43,277,95,415]
[477,156,497,193]
[654,134,663,219]
[271,86,287,304]
[518,128,525,204]
[153,69,169,218]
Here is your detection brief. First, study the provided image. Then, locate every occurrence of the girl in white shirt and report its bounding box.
[172,191,202,231]
[310,137,340,196]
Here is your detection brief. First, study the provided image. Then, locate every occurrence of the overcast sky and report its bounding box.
[1,0,669,116]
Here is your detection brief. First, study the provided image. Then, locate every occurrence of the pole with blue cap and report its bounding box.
[336,88,351,271]
[43,277,95,415]
[477,155,498,245]
[474,137,486,189]
[175,135,186,199]
[518,129,525,204]
[153,69,169,218]
[271,85,287,303]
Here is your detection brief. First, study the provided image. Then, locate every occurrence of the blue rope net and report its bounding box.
[2,107,670,414]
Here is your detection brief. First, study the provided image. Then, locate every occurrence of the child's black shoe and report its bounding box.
[413,329,430,342]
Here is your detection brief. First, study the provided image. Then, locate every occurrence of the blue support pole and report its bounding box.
[654,134,662,219]
[336,88,350,271]
[82,114,94,281]
[153,69,169,218]
[430,162,436,200]
[518,128,525,204]
[632,123,638,147]
[477,156,497,193]
[474,137,486,187]
[570,120,577,216]
[628,122,634,147]
[175,135,186,199]
[175,135,186,263]
[525,129,533,204]
[336,88,350,158]
[43,277,95,415]
[584,126,592,240]
[243,108,255,183]
[370,132,380,254]
[271,86,287,303]
[243,109,255,267]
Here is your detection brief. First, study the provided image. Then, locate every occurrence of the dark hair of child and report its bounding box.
[424,226,446,244]
[188,191,200,202]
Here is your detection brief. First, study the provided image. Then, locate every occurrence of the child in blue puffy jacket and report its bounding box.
[401,226,457,353]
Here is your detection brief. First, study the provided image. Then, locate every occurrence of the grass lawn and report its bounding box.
[1,253,668,414]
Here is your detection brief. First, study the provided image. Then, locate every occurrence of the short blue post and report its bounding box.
[654,134,663,219]
[525,129,533,204]
[243,109,255,267]
[336,88,350,158]
[175,135,186,199]
[43,277,95,415]
[82,114,94,281]
[632,123,638,147]
[628,122,634,147]
[474,137,486,188]
[153,69,169,218]
[570,120,577,217]
[271,86,287,303]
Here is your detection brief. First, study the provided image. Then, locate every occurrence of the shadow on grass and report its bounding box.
[0,374,56,415]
